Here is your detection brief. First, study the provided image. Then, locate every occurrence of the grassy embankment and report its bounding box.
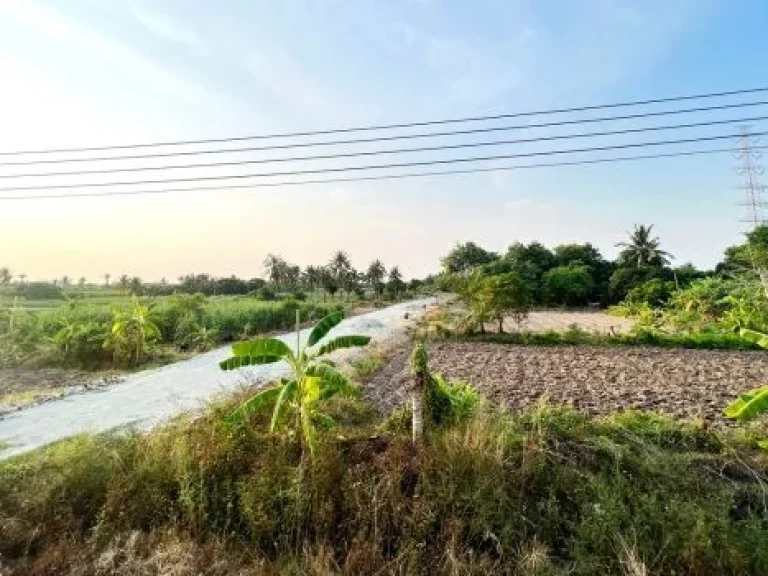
[1,376,767,574]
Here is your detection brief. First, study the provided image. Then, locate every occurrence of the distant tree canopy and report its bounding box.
[441,242,499,274]
[542,264,595,307]
[15,281,64,300]
[438,224,714,308]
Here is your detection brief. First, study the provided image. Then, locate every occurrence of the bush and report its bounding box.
[625,278,675,307]
[257,286,276,301]
[15,282,64,301]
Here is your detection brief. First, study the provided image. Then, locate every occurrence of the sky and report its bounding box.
[1,0,768,281]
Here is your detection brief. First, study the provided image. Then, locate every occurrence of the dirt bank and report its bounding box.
[362,341,768,425]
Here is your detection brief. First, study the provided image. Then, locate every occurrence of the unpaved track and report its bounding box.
[363,341,768,425]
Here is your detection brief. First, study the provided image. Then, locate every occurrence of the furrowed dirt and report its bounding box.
[362,341,768,426]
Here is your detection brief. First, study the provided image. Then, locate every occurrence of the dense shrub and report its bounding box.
[15,282,64,301]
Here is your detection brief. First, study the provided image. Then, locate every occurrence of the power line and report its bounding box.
[1,86,767,157]
[2,99,768,167]
[2,114,766,180]
[1,131,764,193]
[1,145,764,202]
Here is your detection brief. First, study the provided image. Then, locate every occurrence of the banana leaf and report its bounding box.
[307,310,344,347]
[316,335,371,357]
[220,337,292,370]
[723,386,768,422]
[227,386,281,426]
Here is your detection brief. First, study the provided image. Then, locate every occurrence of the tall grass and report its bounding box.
[1,399,766,574]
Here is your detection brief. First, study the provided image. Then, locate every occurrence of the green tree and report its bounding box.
[616,224,673,268]
[219,310,370,458]
[103,273,111,286]
[0,268,11,286]
[263,253,288,290]
[625,278,675,307]
[479,272,532,333]
[366,259,387,300]
[542,264,595,307]
[117,274,130,295]
[441,242,499,274]
[387,266,405,298]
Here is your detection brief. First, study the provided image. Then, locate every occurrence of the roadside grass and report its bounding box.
[446,324,763,351]
[1,396,766,575]
[0,389,64,410]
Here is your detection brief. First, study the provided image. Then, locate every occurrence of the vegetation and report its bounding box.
[0,252,427,370]
[219,310,370,457]
[1,397,766,574]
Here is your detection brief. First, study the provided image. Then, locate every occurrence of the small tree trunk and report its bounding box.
[498,318,504,333]
[412,371,425,442]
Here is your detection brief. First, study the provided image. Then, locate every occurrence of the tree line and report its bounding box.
[439,224,712,308]
[0,251,416,301]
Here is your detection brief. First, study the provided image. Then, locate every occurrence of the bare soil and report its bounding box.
[362,341,768,426]
[518,310,634,334]
[0,368,121,415]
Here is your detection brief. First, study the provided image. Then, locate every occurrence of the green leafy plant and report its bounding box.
[105,296,161,366]
[724,327,768,450]
[219,310,370,457]
[409,342,479,441]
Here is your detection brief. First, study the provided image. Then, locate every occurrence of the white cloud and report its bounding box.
[0,0,214,105]
[134,5,202,48]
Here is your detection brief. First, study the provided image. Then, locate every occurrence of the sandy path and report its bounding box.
[363,341,768,425]
[518,310,634,334]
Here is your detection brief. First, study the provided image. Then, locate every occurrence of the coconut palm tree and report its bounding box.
[366,259,387,300]
[263,253,287,289]
[60,276,70,287]
[78,277,87,288]
[616,224,673,268]
[104,273,111,286]
[388,266,405,297]
[329,251,355,299]
[0,267,11,286]
[117,274,130,295]
[17,273,26,284]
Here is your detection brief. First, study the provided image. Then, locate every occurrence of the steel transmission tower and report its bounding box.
[738,126,767,229]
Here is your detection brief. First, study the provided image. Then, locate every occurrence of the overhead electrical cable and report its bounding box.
[1,145,764,202]
[0,86,767,157]
[1,99,768,167]
[0,114,765,179]
[0,131,765,194]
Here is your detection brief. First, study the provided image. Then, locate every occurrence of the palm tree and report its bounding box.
[60,276,70,287]
[104,273,111,286]
[17,273,26,284]
[302,265,323,293]
[263,253,287,289]
[329,251,354,299]
[117,274,130,295]
[388,266,405,297]
[366,259,387,301]
[616,224,673,268]
[78,277,86,288]
[129,276,142,295]
[0,267,11,286]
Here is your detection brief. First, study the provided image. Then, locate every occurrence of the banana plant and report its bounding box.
[219,310,370,458]
[725,327,768,450]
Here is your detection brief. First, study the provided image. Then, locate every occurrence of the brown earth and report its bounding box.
[0,368,122,415]
[362,341,768,426]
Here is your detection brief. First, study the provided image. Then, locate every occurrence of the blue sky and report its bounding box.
[1,0,767,280]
